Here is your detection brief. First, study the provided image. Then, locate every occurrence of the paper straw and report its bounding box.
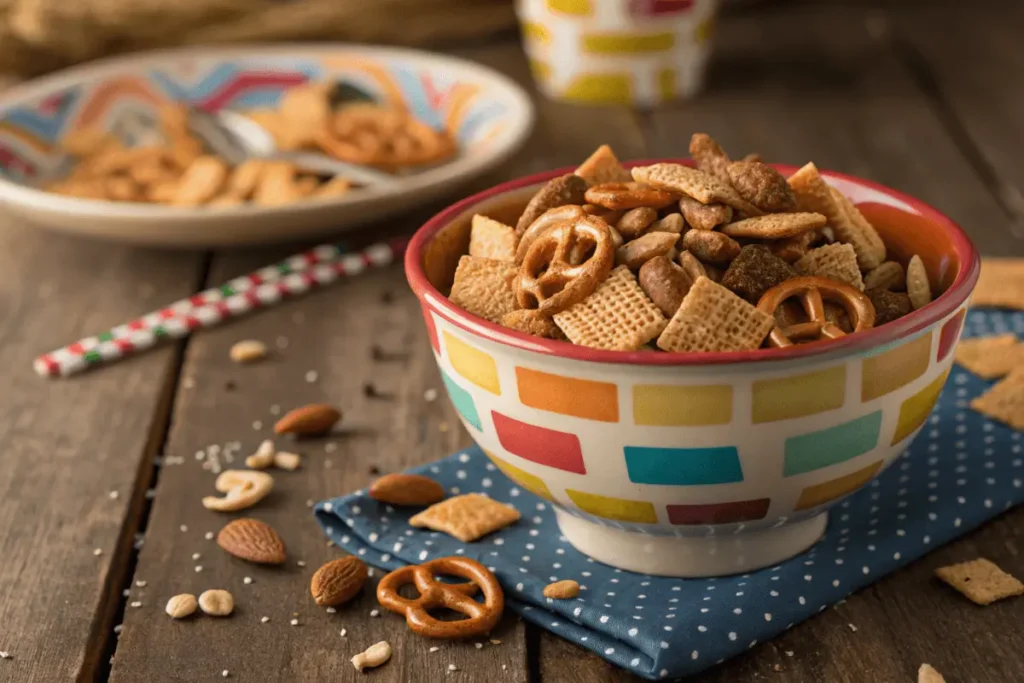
[34,238,407,378]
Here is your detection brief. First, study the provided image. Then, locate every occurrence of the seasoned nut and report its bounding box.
[165,593,198,619]
[202,470,274,512]
[720,245,796,303]
[679,196,733,230]
[639,256,692,316]
[273,452,301,470]
[615,207,658,239]
[198,589,234,617]
[229,340,267,363]
[616,232,679,270]
[515,174,588,236]
[648,213,684,234]
[864,261,906,291]
[677,250,707,282]
[726,161,797,213]
[867,288,913,325]
[682,230,741,264]
[543,579,580,599]
[351,641,392,672]
[245,440,276,470]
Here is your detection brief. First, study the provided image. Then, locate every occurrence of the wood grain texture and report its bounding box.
[0,223,202,683]
[109,39,646,683]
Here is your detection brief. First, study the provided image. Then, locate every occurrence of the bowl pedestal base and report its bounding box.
[555,509,828,578]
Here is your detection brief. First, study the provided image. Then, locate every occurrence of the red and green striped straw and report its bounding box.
[34,238,408,378]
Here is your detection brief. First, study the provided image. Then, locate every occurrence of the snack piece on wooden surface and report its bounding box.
[409,493,521,542]
[935,557,1024,605]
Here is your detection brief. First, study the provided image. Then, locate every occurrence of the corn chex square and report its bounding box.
[553,266,667,351]
[657,276,774,352]
[469,214,517,262]
[409,493,520,542]
[796,243,865,290]
[935,557,1024,605]
[954,334,1024,379]
[448,255,518,324]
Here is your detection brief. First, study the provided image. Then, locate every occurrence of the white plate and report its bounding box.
[0,44,534,247]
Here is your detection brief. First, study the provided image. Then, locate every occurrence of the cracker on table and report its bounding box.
[954,334,1024,379]
[970,369,1024,429]
[796,243,865,290]
[720,212,827,239]
[448,255,518,324]
[972,258,1024,309]
[631,164,763,216]
[575,144,632,185]
[409,493,520,542]
[553,266,667,351]
[657,276,774,352]
[787,162,885,270]
[907,255,933,310]
[469,214,518,262]
[918,664,945,683]
[935,557,1024,605]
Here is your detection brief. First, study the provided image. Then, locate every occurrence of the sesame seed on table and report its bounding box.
[0,3,1023,683]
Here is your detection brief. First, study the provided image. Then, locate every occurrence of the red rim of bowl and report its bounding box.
[405,161,981,366]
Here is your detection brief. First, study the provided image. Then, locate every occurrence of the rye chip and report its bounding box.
[553,266,667,351]
[469,214,518,262]
[448,256,518,323]
[935,557,1024,606]
[866,288,913,326]
[656,276,774,352]
[409,493,521,542]
[575,144,632,185]
[721,244,796,303]
[954,334,1024,379]
[796,243,865,290]
[631,163,762,216]
[787,162,885,270]
[720,212,827,239]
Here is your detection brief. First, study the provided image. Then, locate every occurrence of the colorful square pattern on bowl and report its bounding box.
[752,366,846,423]
[440,370,481,431]
[516,367,618,422]
[891,370,950,445]
[633,383,732,426]
[484,451,553,501]
[565,489,658,524]
[492,411,586,474]
[862,333,932,402]
[937,308,966,362]
[666,498,771,525]
[443,331,500,395]
[795,460,884,510]
[624,446,743,485]
[783,411,882,477]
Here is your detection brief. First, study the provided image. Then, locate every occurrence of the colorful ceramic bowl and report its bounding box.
[0,45,533,247]
[406,162,980,577]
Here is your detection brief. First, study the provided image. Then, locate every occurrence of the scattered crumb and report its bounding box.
[192,553,201,560]
[448,664,457,672]
[424,389,438,402]
[290,619,299,626]
[502,665,506,671]
[122,589,130,597]
[370,610,380,618]
[222,670,229,678]
[109,491,119,500]
[439,422,449,433]
[261,616,270,623]
[325,442,337,453]
[340,628,347,637]
[305,370,318,383]
[490,639,501,645]
[474,643,483,649]
[324,460,333,469]
[195,566,203,573]
[773,663,784,672]
[243,577,253,585]
[785,651,794,657]
[252,420,263,431]
[145,489,156,499]
[297,560,306,567]
[429,647,439,653]
[182,377,195,389]
[848,623,857,632]
[369,465,381,475]
[276,336,289,349]
[0,652,11,659]
[113,625,123,634]
[205,532,215,540]
[270,404,281,415]
[195,451,205,461]
[325,607,337,614]
[130,602,142,608]
[135,580,147,587]
[93,548,103,556]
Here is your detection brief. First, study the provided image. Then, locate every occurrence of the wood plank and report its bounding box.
[0,223,203,683]
[539,3,1024,682]
[110,41,646,682]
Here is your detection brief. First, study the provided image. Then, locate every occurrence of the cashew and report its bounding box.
[351,641,392,672]
[245,439,276,469]
[272,452,301,471]
[165,593,197,618]
[198,589,234,617]
[202,470,274,512]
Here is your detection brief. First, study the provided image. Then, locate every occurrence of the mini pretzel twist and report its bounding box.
[376,557,503,639]
[756,276,876,348]
[515,215,614,315]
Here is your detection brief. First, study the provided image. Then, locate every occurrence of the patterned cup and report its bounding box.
[405,163,980,577]
[516,0,719,106]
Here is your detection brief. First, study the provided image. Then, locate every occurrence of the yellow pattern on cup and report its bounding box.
[633,384,732,426]
[891,369,950,445]
[562,73,634,105]
[443,331,500,395]
[485,451,553,501]
[582,32,676,55]
[862,333,932,402]
[566,488,658,524]
[794,459,883,510]
[695,16,716,45]
[547,0,593,15]
[752,366,846,423]
[521,21,552,44]
[658,68,676,101]
[528,59,552,83]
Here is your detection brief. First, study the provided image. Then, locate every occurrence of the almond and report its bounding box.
[274,403,341,436]
[369,473,445,507]
[216,518,286,564]
[543,579,580,599]
[310,556,367,607]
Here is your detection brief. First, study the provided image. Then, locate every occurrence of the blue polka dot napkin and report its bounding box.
[315,310,1024,681]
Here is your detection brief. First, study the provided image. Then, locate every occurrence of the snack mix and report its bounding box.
[448,137,934,352]
[46,82,456,207]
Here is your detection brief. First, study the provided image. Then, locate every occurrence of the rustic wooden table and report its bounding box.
[2,2,1023,682]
